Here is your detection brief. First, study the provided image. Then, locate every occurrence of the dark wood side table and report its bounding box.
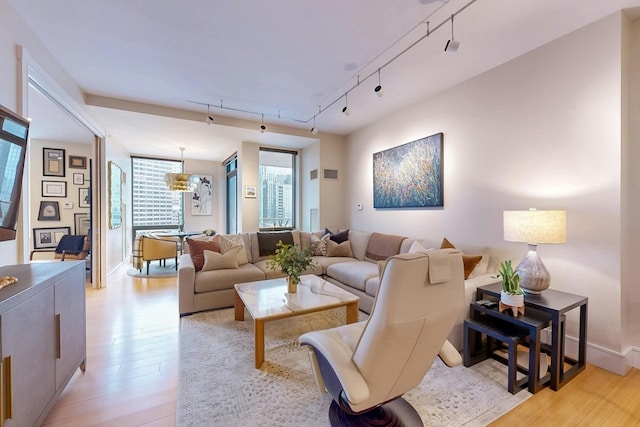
[475,282,588,391]
[465,301,551,393]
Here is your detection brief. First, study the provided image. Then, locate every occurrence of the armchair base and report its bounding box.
[328,398,422,427]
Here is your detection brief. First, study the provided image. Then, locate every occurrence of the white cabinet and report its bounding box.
[0,262,86,427]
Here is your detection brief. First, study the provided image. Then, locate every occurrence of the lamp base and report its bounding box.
[516,244,550,294]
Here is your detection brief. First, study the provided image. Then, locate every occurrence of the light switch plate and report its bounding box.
[63,202,74,209]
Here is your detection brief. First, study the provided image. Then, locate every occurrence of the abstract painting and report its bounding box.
[373,133,443,208]
[192,175,213,215]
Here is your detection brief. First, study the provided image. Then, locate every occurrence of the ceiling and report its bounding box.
[12,0,640,161]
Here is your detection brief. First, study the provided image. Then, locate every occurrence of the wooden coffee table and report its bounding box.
[234,274,359,368]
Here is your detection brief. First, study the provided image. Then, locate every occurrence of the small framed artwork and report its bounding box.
[33,226,70,249]
[244,185,257,198]
[37,201,60,221]
[42,180,67,198]
[74,213,91,235]
[43,147,66,177]
[73,173,84,185]
[69,155,87,169]
[79,187,91,208]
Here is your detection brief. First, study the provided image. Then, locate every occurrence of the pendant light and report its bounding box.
[165,147,199,192]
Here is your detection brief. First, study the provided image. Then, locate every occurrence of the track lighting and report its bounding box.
[310,115,318,134]
[342,93,350,116]
[205,104,214,124]
[444,14,460,53]
[374,69,383,98]
[260,114,266,133]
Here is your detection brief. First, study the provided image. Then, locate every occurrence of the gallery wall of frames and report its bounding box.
[30,139,93,252]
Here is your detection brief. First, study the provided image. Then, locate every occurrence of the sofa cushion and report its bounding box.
[312,256,357,275]
[194,263,265,293]
[365,276,380,298]
[201,249,239,271]
[348,230,371,261]
[327,261,378,292]
[257,231,294,256]
[364,232,405,261]
[327,240,353,257]
[220,234,249,265]
[440,238,482,279]
[185,235,221,272]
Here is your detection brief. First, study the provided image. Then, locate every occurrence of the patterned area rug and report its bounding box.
[177,308,530,427]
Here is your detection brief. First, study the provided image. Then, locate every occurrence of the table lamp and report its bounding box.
[503,209,567,294]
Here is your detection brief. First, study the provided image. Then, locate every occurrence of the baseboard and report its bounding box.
[564,334,636,376]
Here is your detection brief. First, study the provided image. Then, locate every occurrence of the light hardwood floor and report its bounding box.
[42,264,639,426]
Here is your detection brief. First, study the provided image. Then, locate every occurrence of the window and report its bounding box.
[225,154,238,234]
[131,156,183,230]
[259,148,296,229]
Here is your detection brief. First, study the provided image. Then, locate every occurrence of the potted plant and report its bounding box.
[267,241,316,293]
[497,260,525,316]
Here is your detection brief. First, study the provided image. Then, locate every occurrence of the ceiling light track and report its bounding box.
[189,0,476,131]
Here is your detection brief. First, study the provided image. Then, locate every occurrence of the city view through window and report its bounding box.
[132,157,183,228]
[258,149,295,229]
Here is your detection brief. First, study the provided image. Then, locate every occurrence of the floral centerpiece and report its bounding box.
[267,241,316,293]
[497,260,525,316]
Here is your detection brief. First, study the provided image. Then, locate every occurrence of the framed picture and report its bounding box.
[37,201,60,221]
[74,213,91,235]
[69,155,87,169]
[244,185,257,198]
[192,175,213,215]
[108,161,122,228]
[43,147,65,177]
[33,226,70,249]
[373,133,444,208]
[79,187,91,208]
[73,173,84,185]
[42,180,67,198]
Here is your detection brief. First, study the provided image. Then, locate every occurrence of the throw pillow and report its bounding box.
[201,249,239,271]
[408,240,432,254]
[310,233,330,256]
[325,228,349,244]
[186,236,221,272]
[220,234,249,265]
[440,238,482,279]
[467,254,490,279]
[327,240,353,257]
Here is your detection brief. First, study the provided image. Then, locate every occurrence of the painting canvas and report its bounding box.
[192,175,212,215]
[373,133,443,208]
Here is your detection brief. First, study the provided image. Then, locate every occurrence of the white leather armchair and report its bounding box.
[299,249,465,425]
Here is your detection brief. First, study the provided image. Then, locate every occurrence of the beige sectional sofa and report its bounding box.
[177,229,499,349]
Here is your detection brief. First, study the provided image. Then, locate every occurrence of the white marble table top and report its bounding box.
[234,274,359,320]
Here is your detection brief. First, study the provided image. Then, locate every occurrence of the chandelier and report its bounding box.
[165,147,198,192]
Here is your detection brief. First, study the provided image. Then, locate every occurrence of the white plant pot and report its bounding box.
[500,291,524,307]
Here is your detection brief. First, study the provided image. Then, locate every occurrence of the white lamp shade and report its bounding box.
[503,210,567,244]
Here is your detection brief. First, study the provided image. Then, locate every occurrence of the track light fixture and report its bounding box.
[205,104,214,125]
[374,69,384,98]
[310,115,318,135]
[444,14,460,53]
[260,114,266,133]
[342,93,350,116]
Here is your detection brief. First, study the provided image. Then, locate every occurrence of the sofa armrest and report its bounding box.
[178,253,196,316]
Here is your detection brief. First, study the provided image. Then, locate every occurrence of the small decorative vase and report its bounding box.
[500,291,525,316]
[287,276,298,293]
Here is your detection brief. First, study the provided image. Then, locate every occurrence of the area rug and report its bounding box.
[126,261,177,278]
[177,308,531,427]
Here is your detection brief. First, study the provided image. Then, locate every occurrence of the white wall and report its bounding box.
[184,158,222,233]
[105,137,130,274]
[346,13,629,372]
[29,139,93,250]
